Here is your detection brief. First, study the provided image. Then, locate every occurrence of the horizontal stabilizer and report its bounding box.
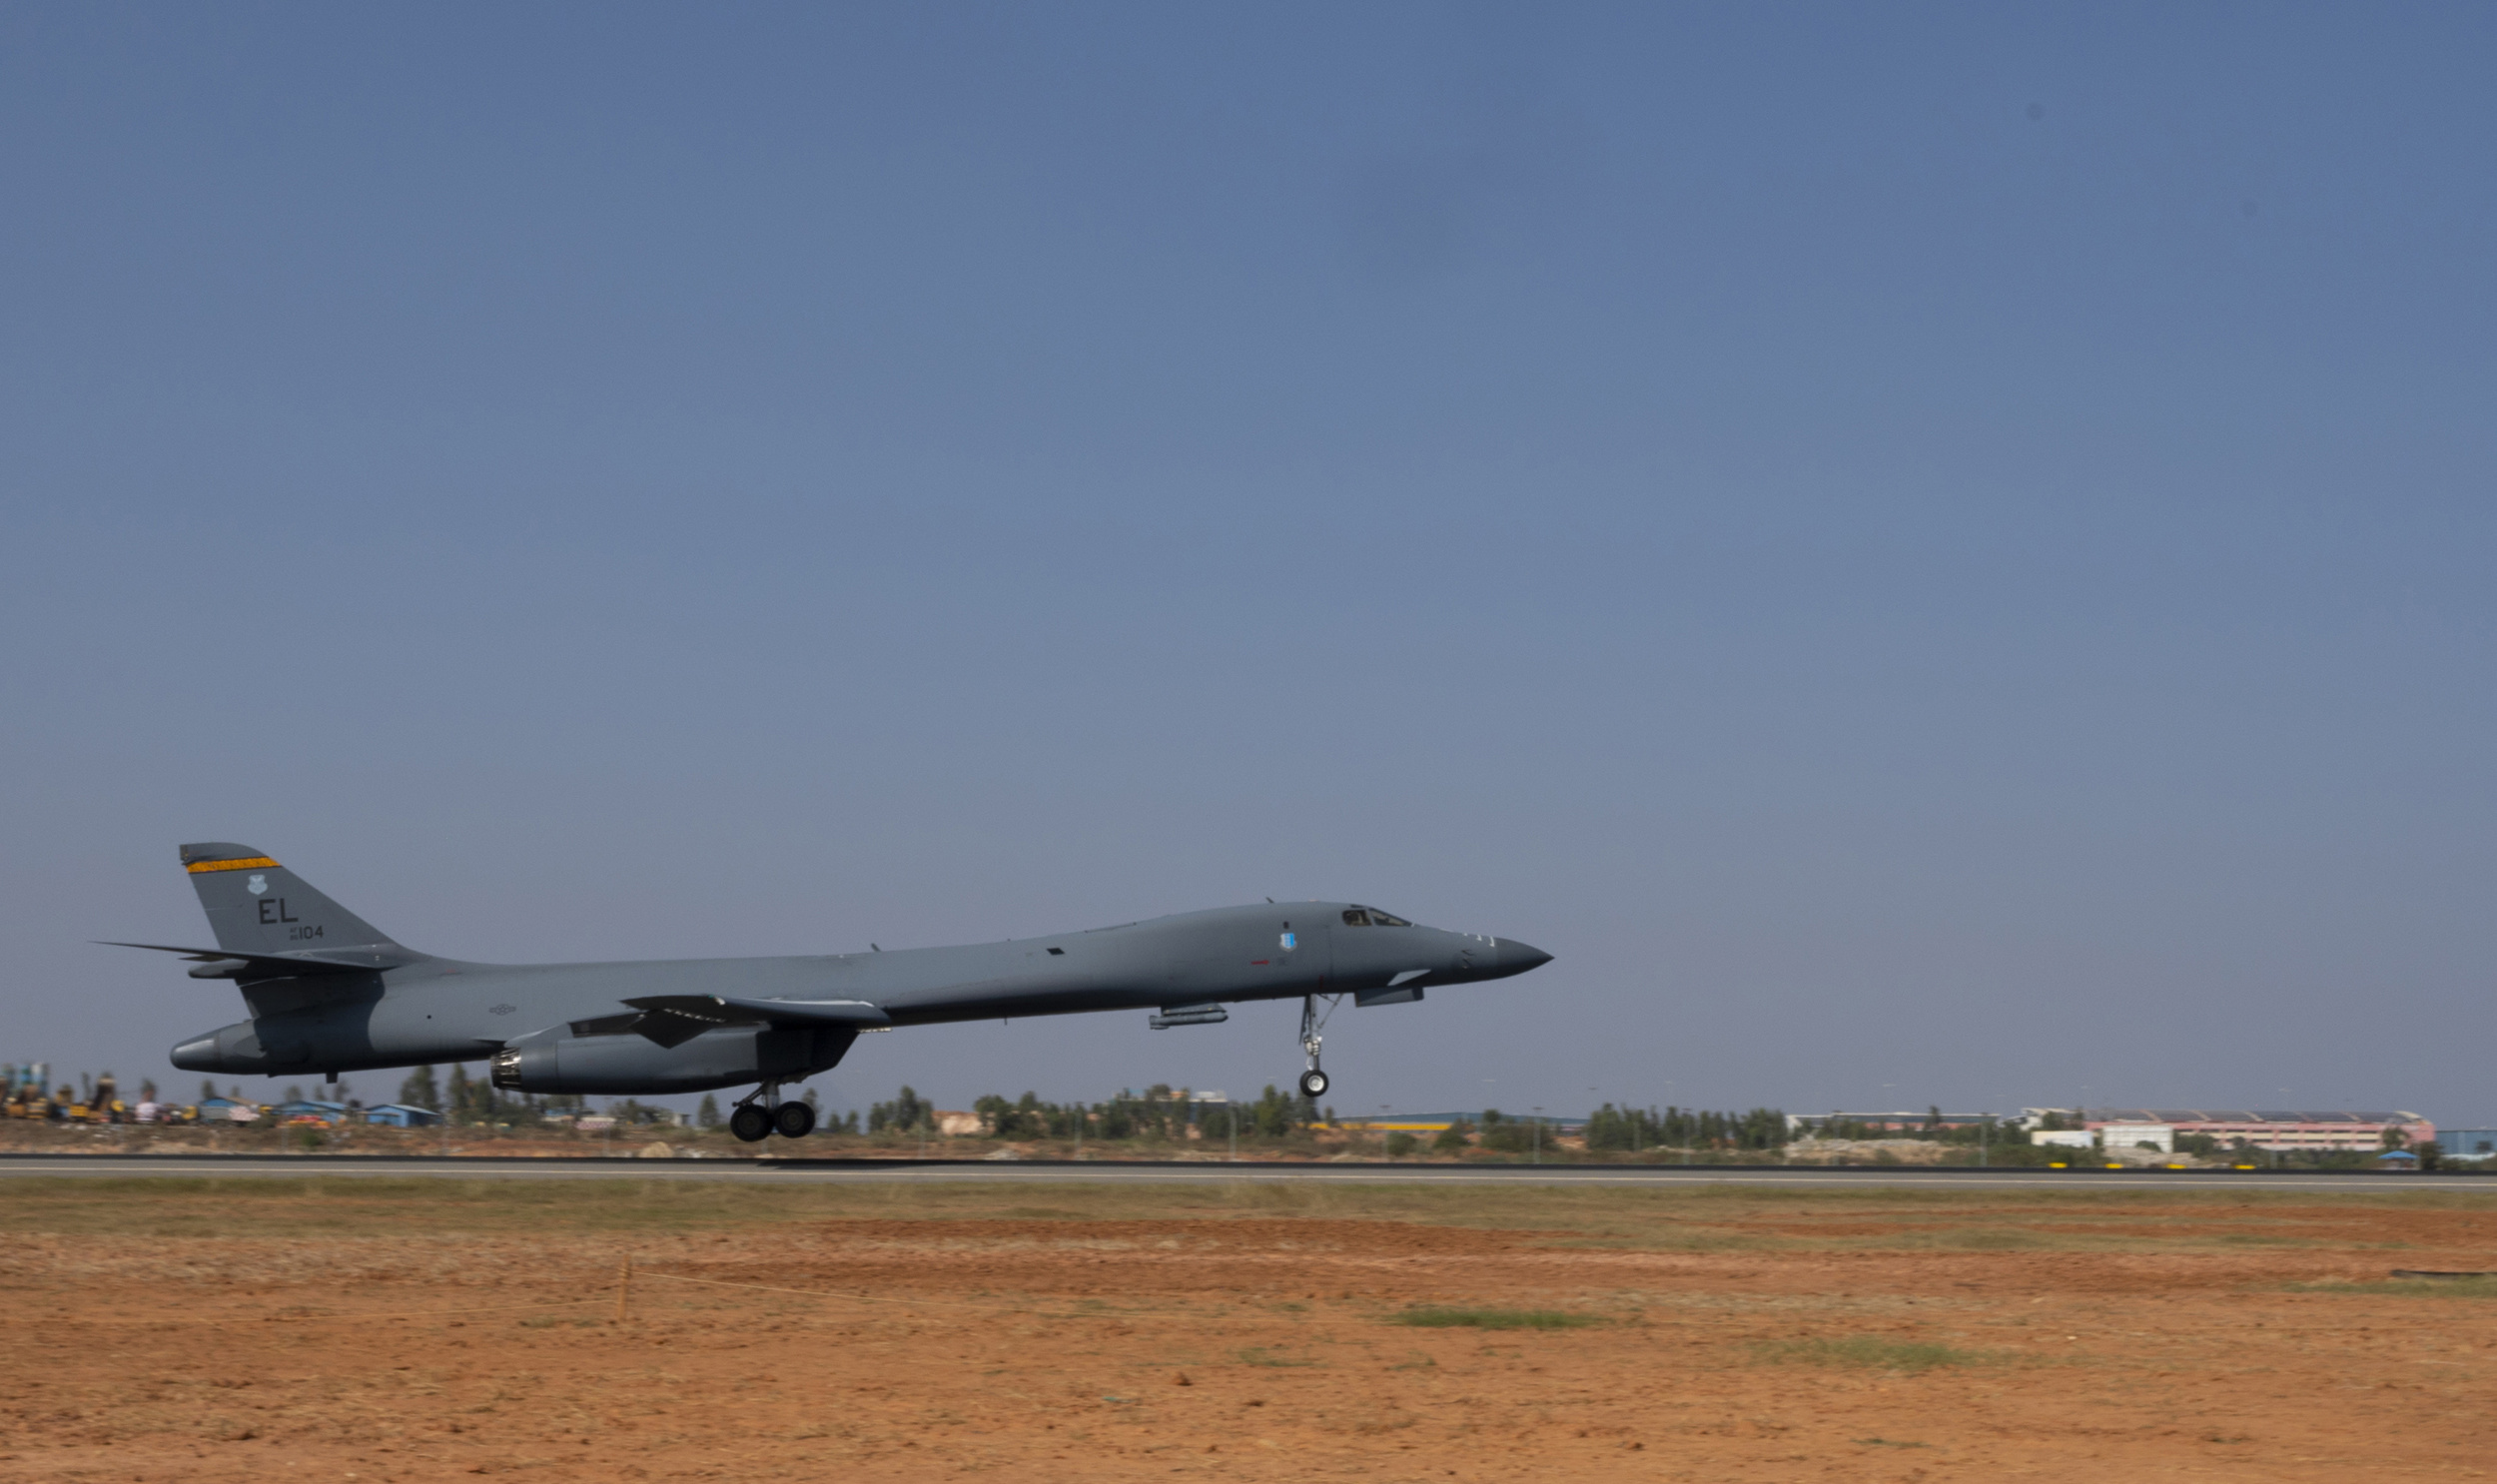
[617,994,891,1048]
[98,941,394,980]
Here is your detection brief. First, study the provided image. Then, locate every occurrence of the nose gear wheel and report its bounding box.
[1296,995,1340,1103]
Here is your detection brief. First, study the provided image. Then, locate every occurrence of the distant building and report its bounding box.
[363,1104,442,1127]
[2101,1122,2174,1153]
[1329,1112,1587,1132]
[2024,1109,2432,1152]
[274,1099,349,1125]
[1789,1112,2000,1134]
[2441,1129,2497,1160]
[1331,1113,1470,1131]
[195,1097,260,1122]
[2032,1129,2093,1149]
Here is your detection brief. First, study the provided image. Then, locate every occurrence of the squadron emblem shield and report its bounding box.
[246,874,269,896]
[1280,932,1296,951]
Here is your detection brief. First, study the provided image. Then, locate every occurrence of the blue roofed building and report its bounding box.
[196,1096,261,1122]
[362,1103,443,1127]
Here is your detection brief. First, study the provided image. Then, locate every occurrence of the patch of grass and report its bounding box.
[1388,1306,1606,1329]
[1540,1226,1780,1253]
[1923,1227,2052,1250]
[1854,1437,1933,1448]
[2,1172,2488,1245]
[1753,1336,1986,1372]
[1235,1347,1317,1367]
[2289,1276,2497,1298]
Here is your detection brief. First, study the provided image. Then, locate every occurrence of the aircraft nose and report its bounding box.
[1498,939,1553,975]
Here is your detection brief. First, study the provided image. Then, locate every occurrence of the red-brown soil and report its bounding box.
[4,1181,2494,1481]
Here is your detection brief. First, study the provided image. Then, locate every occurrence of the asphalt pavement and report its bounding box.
[1,1153,2486,1191]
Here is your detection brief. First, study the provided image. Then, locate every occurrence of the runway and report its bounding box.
[1,1152,2484,1191]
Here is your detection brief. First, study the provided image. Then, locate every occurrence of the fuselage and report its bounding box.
[171,902,1550,1092]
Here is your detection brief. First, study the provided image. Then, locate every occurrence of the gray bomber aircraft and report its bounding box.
[120,843,1553,1142]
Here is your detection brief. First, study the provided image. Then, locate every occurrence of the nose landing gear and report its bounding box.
[1296,995,1338,1101]
[728,1081,817,1142]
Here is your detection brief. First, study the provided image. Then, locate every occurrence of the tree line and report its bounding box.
[860,1083,1324,1141]
[1581,1104,1790,1151]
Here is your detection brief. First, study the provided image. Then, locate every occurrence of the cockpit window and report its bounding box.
[1343,907,1411,928]
[1341,909,1370,927]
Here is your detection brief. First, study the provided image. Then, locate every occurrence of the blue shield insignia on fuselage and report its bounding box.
[1280,932,1296,951]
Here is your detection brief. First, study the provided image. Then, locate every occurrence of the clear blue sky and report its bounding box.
[4,4,2492,1123]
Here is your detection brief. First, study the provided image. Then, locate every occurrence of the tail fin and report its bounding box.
[179,843,406,957]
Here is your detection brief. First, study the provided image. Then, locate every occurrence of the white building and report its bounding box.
[2100,1122,2174,1153]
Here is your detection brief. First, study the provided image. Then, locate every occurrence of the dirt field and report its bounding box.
[4,1179,2494,1482]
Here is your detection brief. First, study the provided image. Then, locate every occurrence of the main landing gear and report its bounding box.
[1296,994,1340,1101]
[729,1082,816,1142]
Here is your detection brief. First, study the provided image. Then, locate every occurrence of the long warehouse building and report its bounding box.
[2026,1109,2434,1152]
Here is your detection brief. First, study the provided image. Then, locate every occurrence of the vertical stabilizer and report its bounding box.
[179,843,404,957]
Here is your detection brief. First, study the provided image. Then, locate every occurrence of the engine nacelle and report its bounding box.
[172,1013,376,1075]
[489,1022,854,1096]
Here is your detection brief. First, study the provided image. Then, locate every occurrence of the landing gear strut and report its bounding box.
[728,1081,815,1142]
[1296,995,1338,1101]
